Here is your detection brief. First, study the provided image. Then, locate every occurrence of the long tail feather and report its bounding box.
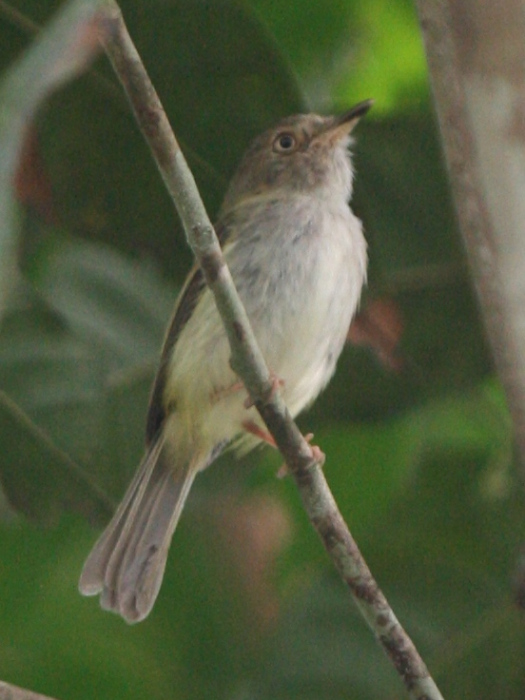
[79,437,199,623]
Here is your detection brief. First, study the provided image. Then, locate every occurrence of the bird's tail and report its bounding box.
[79,436,200,623]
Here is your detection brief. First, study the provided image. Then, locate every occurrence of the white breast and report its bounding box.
[236,195,367,416]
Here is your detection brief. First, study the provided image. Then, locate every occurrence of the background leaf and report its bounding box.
[0,0,102,319]
[0,388,112,526]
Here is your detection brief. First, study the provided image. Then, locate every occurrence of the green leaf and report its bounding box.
[0,389,112,526]
[0,237,175,513]
[0,0,104,319]
[38,240,174,368]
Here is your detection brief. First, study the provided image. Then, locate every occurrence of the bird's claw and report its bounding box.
[244,372,285,409]
[277,433,325,478]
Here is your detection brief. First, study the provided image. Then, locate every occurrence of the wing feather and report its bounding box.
[146,220,233,443]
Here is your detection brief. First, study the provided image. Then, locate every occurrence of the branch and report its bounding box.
[0,681,59,700]
[415,1,525,465]
[98,3,445,698]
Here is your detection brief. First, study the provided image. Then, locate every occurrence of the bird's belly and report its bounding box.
[239,208,366,416]
[256,267,359,415]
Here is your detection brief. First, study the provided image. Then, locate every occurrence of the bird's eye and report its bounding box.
[273,132,297,153]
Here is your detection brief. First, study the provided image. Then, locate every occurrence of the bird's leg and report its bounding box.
[240,373,324,477]
[211,372,284,408]
[276,433,325,478]
[241,372,286,448]
[242,419,325,478]
[243,372,285,409]
[210,381,245,405]
[242,419,277,447]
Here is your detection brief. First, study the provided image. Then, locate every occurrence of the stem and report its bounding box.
[0,681,59,700]
[98,3,445,698]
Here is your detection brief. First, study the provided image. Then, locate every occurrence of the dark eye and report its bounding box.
[273,132,296,153]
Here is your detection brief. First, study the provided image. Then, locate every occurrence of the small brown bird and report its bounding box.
[79,99,372,622]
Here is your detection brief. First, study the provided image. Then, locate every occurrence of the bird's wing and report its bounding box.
[145,220,234,444]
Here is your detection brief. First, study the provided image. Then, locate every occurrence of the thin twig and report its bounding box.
[0,0,39,34]
[98,2,445,698]
[0,680,59,700]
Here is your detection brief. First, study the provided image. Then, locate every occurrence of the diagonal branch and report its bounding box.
[97,2,445,698]
[0,680,59,700]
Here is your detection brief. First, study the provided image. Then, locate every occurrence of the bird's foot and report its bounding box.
[276,433,325,478]
[242,419,277,447]
[243,372,285,409]
[210,381,244,405]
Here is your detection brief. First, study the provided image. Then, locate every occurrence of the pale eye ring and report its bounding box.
[273,132,296,153]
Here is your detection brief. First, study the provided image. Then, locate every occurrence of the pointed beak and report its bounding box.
[318,98,374,143]
[335,99,374,130]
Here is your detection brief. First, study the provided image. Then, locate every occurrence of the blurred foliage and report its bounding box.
[0,1,523,700]
[249,0,428,111]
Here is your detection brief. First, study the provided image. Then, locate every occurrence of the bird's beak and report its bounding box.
[336,99,374,131]
[318,99,374,143]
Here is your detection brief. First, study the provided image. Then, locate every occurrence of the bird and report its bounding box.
[79,99,372,622]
